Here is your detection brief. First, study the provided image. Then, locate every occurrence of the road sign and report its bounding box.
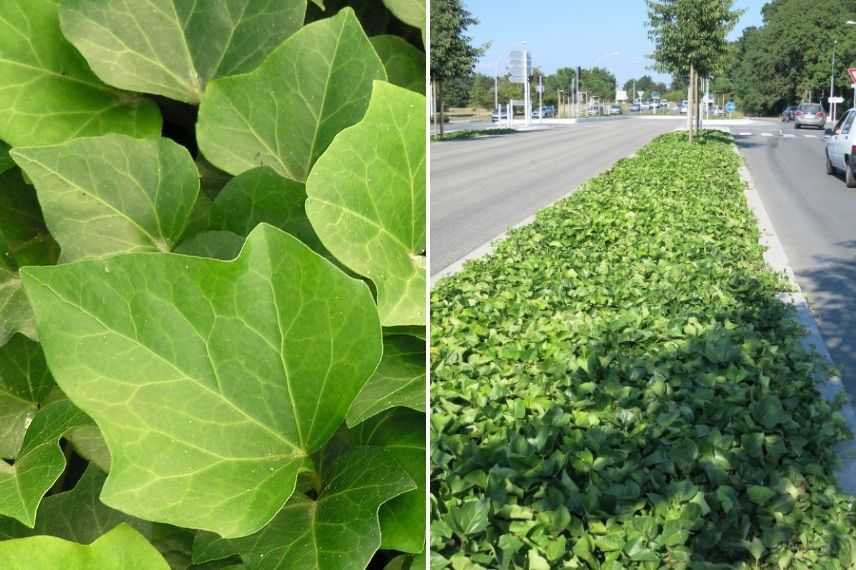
[829,96,845,104]
[726,101,736,113]
[848,67,856,84]
[651,91,661,99]
[615,89,628,101]
[637,90,644,98]
[508,50,532,84]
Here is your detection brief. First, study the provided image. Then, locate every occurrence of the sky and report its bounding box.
[466,0,767,85]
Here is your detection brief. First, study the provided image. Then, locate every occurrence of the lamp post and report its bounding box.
[831,40,838,124]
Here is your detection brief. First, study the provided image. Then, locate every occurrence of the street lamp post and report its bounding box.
[831,40,837,124]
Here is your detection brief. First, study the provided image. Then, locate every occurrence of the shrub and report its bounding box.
[0,1,426,569]
[431,132,856,569]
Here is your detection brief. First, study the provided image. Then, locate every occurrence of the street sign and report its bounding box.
[848,67,856,84]
[651,91,661,99]
[508,50,532,84]
[616,89,628,101]
[726,101,736,113]
[536,83,543,94]
[637,90,644,98]
[829,96,845,104]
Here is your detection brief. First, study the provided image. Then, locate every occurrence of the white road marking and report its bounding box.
[761,132,773,137]
[803,134,817,138]
[739,132,752,136]
[783,133,796,138]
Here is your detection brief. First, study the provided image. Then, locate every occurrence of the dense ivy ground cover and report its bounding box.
[0,1,425,569]
[431,132,856,569]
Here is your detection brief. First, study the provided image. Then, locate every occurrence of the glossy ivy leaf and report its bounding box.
[59,0,308,104]
[0,142,13,175]
[0,267,36,347]
[370,36,425,93]
[381,0,425,36]
[0,523,169,569]
[193,530,238,565]
[0,335,55,459]
[0,400,91,526]
[0,0,161,147]
[0,169,59,271]
[347,335,425,427]
[175,230,244,260]
[66,424,111,472]
[353,409,425,554]
[12,134,200,262]
[21,224,383,538]
[230,447,414,570]
[306,81,425,327]
[197,8,387,181]
[210,167,322,251]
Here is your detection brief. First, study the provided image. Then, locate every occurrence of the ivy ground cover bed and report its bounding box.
[431,132,856,569]
[0,1,426,569]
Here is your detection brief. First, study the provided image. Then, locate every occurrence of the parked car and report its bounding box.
[795,103,826,129]
[490,108,508,122]
[587,106,600,116]
[680,100,689,114]
[609,104,622,115]
[781,105,796,122]
[532,106,555,118]
[629,103,641,112]
[824,108,856,186]
[640,102,650,111]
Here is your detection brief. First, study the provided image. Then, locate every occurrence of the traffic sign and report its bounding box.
[651,91,661,99]
[726,101,736,113]
[829,96,845,104]
[508,50,532,84]
[848,67,856,84]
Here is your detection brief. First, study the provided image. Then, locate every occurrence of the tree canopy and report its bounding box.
[429,0,480,82]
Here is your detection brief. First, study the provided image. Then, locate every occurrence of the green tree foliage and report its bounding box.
[623,75,668,100]
[729,0,856,115]
[430,0,481,131]
[580,67,617,101]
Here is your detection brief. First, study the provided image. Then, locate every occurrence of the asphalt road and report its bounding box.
[734,120,856,401]
[430,117,681,273]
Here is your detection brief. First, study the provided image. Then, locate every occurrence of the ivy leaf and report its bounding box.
[0,0,161,147]
[197,8,387,181]
[0,400,91,527]
[59,0,308,104]
[370,36,426,93]
[0,335,55,459]
[21,224,383,538]
[0,268,36,346]
[0,169,58,271]
[175,230,244,260]
[306,81,425,327]
[0,142,13,175]
[66,424,111,472]
[210,166,322,251]
[381,0,425,36]
[353,409,425,554]
[0,523,169,569]
[230,446,415,570]
[347,335,425,427]
[11,134,200,262]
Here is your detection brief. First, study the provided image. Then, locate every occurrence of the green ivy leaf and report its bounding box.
[59,0,308,104]
[0,335,55,459]
[353,409,425,554]
[175,230,244,260]
[209,166,322,252]
[0,0,161,147]
[11,135,200,262]
[0,523,169,569]
[197,8,386,181]
[370,36,426,93]
[347,335,425,427]
[381,0,425,34]
[21,224,382,538]
[0,400,91,527]
[0,267,36,346]
[230,446,414,570]
[0,142,13,175]
[307,81,425,327]
[0,169,58,271]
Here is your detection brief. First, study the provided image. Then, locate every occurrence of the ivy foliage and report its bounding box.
[0,0,425,568]
[431,132,856,569]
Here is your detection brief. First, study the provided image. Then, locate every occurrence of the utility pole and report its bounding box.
[538,74,543,122]
[831,40,838,124]
[523,42,530,127]
[494,61,499,114]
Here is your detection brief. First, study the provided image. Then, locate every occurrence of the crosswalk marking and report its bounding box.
[804,134,817,138]
[783,133,795,138]
[739,132,752,136]
[761,132,773,137]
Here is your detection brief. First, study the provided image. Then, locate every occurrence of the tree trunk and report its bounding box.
[431,80,438,136]
[696,73,702,133]
[688,65,694,143]
[438,80,445,136]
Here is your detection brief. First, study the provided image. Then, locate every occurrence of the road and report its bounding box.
[734,119,856,401]
[430,117,681,273]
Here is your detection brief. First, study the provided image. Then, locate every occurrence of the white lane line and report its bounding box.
[804,134,817,138]
[783,133,796,138]
[739,132,752,136]
[761,132,773,137]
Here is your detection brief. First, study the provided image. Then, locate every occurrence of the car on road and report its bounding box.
[825,108,856,186]
[781,105,796,122]
[629,103,641,112]
[680,100,689,114]
[587,107,600,116]
[491,108,509,122]
[609,104,622,115]
[795,103,826,129]
[532,106,555,119]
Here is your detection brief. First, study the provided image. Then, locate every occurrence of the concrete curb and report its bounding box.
[735,145,856,494]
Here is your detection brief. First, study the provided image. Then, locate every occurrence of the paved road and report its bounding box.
[734,120,856,401]
[430,117,682,273]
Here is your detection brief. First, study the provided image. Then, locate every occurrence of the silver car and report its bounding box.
[824,107,856,187]
[795,103,826,129]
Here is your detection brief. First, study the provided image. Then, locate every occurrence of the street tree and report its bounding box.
[430,0,482,134]
[647,0,740,141]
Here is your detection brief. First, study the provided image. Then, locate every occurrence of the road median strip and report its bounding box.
[432,131,856,569]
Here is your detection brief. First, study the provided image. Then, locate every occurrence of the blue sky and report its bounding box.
[466,0,767,84]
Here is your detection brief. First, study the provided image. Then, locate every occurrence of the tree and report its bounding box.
[430,0,482,134]
[647,0,740,140]
[468,73,494,109]
[580,67,617,102]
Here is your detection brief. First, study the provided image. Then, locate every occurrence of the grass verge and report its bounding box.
[431,131,856,569]
[432,128,517,141]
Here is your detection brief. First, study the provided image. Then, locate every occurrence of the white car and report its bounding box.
[825,108,856,187]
